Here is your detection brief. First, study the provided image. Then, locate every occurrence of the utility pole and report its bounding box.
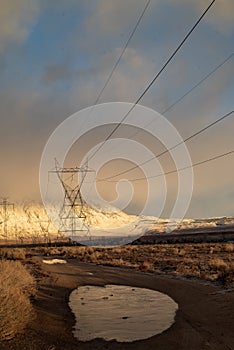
[0,198,14,241]
[49,159,95,243]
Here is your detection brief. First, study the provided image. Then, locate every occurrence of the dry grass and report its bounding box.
[0,260,36,341]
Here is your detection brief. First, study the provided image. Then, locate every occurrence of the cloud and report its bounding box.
[0,0,40,54]
[85,0,147,36]
[172,0,234,34]
[43,62,73,84]
[86,0,234,40]
[68,47,155,109]
[209,2,233,34]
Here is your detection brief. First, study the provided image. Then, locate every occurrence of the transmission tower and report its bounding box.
[49,160,95,243]
[0,198,14,241]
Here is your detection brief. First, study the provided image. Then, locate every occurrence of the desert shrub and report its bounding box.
[139,261,154,271]
[209,247,214,254]
[171,247,179,255]
[216,263,234,285]
[209,258,228,271]
[0,260,36,341]
[0,248,26,260]
[178,249,186,256]
[86,246,95,255]
[224,243,234,253]
[112,247,123,255]
[109,258,125,267]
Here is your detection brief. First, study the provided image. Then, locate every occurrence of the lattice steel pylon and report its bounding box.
[49,159,95,243]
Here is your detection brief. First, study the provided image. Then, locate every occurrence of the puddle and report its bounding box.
[69,284,178,342]
[42,259,67,264]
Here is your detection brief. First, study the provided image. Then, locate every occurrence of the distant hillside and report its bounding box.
[0,202,233,242]
[0,203,137,241]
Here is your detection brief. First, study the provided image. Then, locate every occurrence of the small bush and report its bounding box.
[0,248,26,260]
[0,260,36,341]
[139,261,154,271]
[209,258,228,271]
[224,243,234,253]
[216,264,234,286]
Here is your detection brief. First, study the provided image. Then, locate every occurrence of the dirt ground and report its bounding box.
[1,255,234,350]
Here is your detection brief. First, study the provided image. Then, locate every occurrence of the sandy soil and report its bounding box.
[1,255,234,350]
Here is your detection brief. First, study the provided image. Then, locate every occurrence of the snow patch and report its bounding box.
[42,259,67,265]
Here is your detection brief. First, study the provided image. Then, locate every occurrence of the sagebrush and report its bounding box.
[0,260,36,341]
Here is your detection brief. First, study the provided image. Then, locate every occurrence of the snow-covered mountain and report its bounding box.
[0,202,233,241]
[149,216,234,233]
[79,204,137,229]
[0,202,138,240]
[0,203,57,241]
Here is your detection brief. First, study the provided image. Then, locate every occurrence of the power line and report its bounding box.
[98,52,233,164]
[88,0,216,162]
[161,52,233,115]
[93,0,151,106]
[79,0,151,134]
[107,150,234,182]
[144,52,234,128]
[99,110,233,181]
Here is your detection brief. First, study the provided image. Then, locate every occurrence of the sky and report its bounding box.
[0,0,233,218]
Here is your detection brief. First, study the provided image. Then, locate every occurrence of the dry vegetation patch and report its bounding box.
[0,260,36,341]
[0,248,26,260]
[35,243,234,285]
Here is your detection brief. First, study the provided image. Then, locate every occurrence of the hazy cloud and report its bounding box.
[43,62,73,84]
[85,0,147,36]
[173,0,234,33]
[0,0,40,54]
